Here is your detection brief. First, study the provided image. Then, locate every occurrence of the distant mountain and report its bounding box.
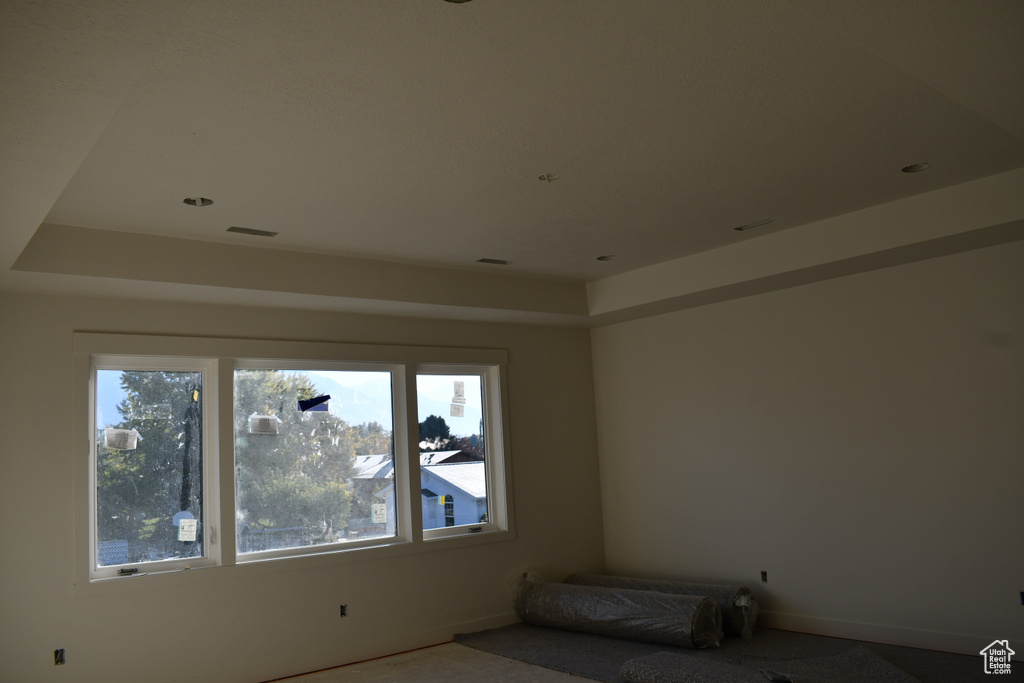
[302,371,394,430]
[308,371,483,437]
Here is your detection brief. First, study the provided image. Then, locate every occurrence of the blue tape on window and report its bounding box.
[298,395,330,412]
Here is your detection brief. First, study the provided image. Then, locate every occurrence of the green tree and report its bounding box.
[449,434,483,458]
[349,421,392,456]
[417,414,484,457]
[418,414,452,449]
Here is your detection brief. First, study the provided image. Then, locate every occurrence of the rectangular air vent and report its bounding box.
[227,226,278,237]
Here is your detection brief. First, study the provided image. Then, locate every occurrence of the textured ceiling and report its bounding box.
[2,0,1022,317]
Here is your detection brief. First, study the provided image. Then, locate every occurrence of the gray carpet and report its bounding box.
[454,623,1000,682]
[620,647,917,682]
[619,651,767,682]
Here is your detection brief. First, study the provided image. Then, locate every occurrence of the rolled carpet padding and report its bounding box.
[566,573,759,639]
[515,579,723,649]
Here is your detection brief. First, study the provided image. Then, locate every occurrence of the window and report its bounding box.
[77,334,512,582]
[90,357,217,579]
[416,371,500,537]
[443,496,455,527]
[234,365,397,559]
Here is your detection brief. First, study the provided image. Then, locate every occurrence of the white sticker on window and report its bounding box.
[249,414,281,435]
[178,518,198,542]
[450,403,465,418]
[371,503,387,524]
[104,428,139,450]
[454,381,465,398]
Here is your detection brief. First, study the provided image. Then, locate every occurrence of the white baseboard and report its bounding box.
[760,610,1014,656]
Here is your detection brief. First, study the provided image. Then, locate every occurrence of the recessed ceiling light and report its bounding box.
[538,173,559,183]
[477,258,512,265]
[901,163,931,173]
[596,255,616,261]
[227,226,278,237]
[734,218,774,232]
[183,197,213,207]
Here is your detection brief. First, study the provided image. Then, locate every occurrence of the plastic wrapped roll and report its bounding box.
[515,579,723,649]
[565,573,759,639]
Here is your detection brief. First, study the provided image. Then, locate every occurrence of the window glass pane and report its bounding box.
[416,374,487,530]
[234,369,395,555]
[95,369,205,567]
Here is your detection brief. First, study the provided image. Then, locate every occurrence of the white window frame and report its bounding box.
[73,333,514,586]
[231,359,410,564]
[88,355,220,580]
[417,364,511,541]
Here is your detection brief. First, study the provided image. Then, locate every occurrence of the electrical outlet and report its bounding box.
[340,604,347,617]
[54,649,65,666]
[761,571,768,583]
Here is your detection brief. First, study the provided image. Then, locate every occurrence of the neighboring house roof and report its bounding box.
[352,450,482,479]
[423,462,486,500]
[351,453,393,479]
[420,450,482,465]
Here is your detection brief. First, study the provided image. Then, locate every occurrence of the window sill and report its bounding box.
[73,527,516,598]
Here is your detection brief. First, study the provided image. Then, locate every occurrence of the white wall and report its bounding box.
[0,293,605,682]
[591,241,1024,654]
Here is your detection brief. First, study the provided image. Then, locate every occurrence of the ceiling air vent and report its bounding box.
[227,226,278,237]
[901,163,931,173]
[734,218,774,232]
[477,258,512,265]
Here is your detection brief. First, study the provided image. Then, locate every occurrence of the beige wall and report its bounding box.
[2,238,1019,681]
[0,293,604,682]
[591,240,1024,654]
